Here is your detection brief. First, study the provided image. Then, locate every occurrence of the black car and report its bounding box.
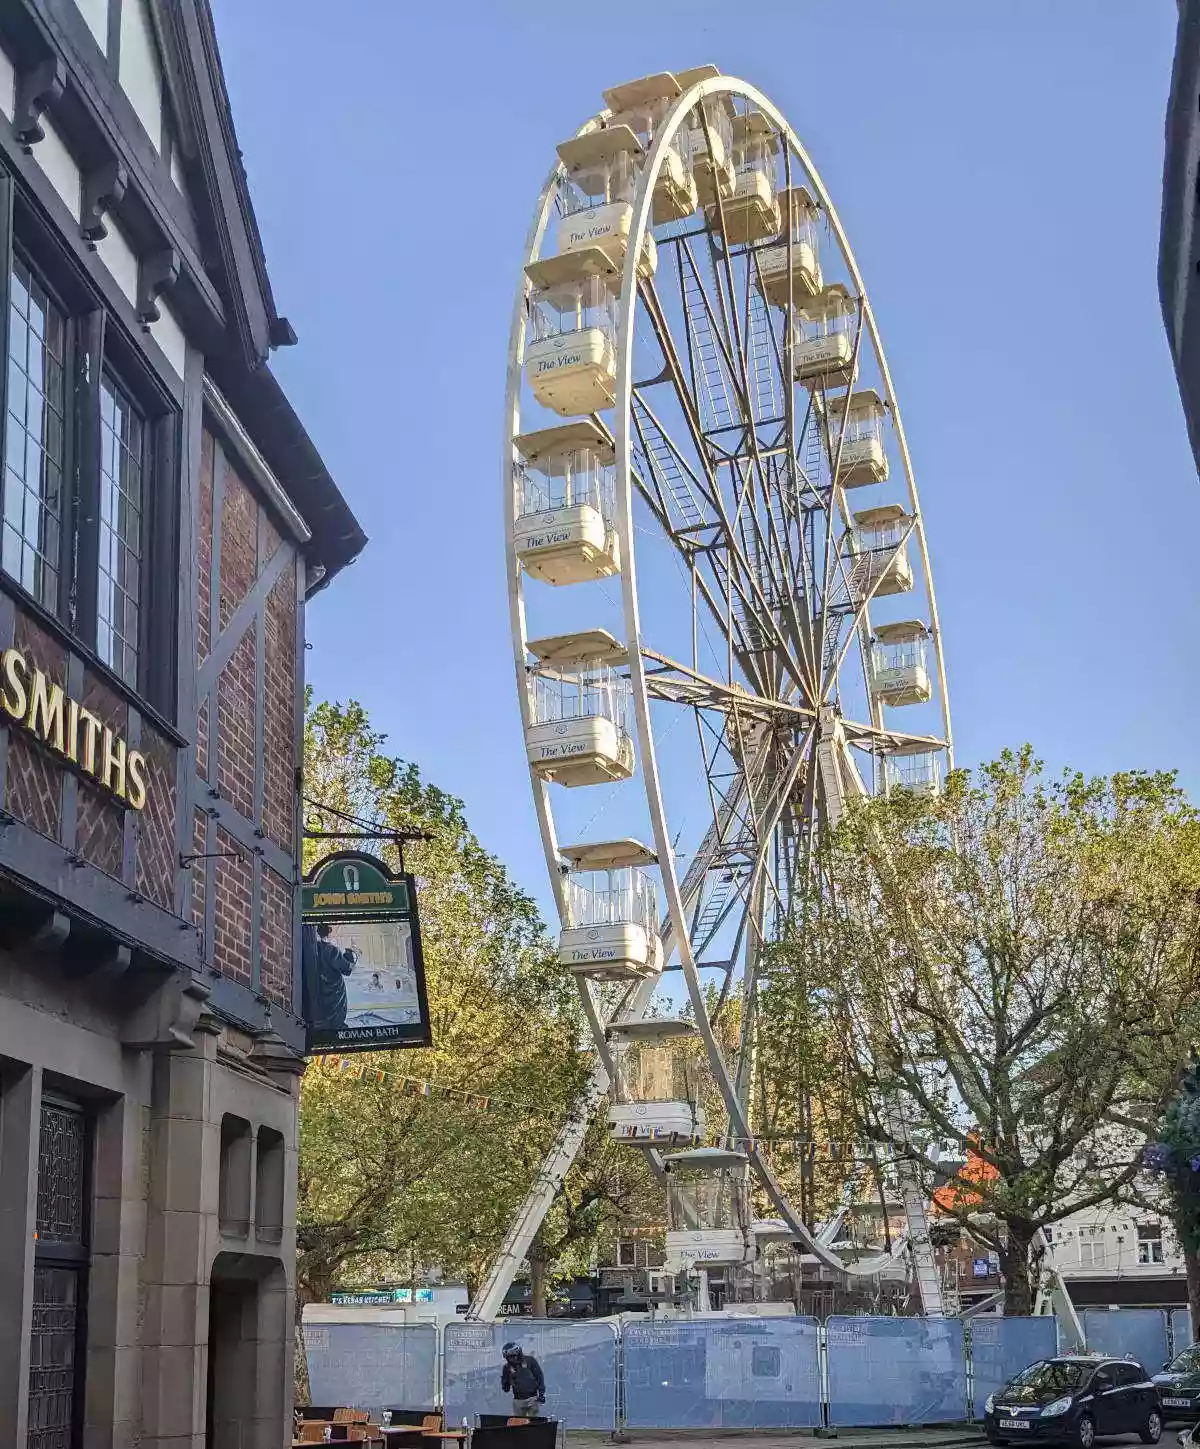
[984,1355,1163,1448]
[1153,1347,1200,1421]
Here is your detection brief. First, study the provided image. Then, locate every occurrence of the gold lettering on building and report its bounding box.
[0,647,149,811]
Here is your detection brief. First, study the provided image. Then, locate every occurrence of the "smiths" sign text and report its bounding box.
[0,649,148,810]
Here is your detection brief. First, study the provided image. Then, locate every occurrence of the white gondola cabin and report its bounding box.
[709,111,781,244]
[556,127,657,279]
[870,620,933,707]
[525,629,634,786]
[793,283,858,390]
[664,1147,755,1272]
[523,248,619,416]
[883,743,943,797]
[603,73,698,224]
[825,388,889,486]
[513,420,620,585]
[756,188,822,306]
[606,1016,704,1144]
[676,65,735,206]
[850,505,914,598]
[558,839,663,983]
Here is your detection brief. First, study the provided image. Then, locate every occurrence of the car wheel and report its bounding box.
[1141,1409,1163,1445]
[1074,1414,1096,1449]
[985,1437,1008,1446]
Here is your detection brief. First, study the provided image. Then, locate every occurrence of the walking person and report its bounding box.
[500,1341,545,1419]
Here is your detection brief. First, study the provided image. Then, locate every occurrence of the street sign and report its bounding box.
[301,851,432,1055]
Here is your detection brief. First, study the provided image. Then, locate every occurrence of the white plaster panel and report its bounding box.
[119,0,163,150]
[73,0,110,50]
[96,221,139,307]
[153,300,187,380]
[36,119,83,219]
[0,44,15,121]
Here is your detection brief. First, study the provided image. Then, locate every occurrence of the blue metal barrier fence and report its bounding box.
[306,1308,1196,1429]
[304,1322,438,1415]
[826,1315,968,1427]
[623,1316,822,1429]
[443,1320,619,1430]
[969,1317,1058,1418]
[1081,1310,1169,1371]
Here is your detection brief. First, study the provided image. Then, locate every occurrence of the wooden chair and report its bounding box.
[336,1411,371,1425]
[299,1424,331,1443]
[420,1417,443,1433]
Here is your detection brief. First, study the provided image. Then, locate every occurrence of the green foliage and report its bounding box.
[1160,1065,1200,1255]
[298,699,591,1300]
[758,746,1200,1311]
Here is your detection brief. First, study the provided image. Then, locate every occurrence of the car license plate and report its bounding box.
[999,1421,1030,1430]
[1164,1399,1191,1408]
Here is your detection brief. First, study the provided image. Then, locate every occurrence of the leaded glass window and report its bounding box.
[4,257,65,611]
[97,375,144,687]
[35,1102,87,1245]
[26,1267,77,1449]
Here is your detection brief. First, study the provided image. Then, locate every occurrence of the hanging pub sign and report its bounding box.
[301,851,432,1055]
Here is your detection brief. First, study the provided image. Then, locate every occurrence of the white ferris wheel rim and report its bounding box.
[503,75,951,1280]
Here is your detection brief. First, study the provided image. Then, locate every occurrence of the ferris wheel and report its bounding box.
[474,68,953,1321]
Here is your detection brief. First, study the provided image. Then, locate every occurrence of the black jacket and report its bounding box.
[501,1355,545,1400]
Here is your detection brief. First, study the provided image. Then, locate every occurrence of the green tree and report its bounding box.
[1151,1065,1200,1335]
[758,748,1200,1313]
[298,699,590,1308]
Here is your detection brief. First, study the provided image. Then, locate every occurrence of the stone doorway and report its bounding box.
[206,1255,288,1449]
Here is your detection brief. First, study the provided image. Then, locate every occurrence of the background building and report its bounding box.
[0,2,364,1447]
[1161,0,1200,465]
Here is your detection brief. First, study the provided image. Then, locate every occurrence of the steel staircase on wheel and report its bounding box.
[691,869,740,954]
[633,402,705,532]
[747,287,781,424]
[681,256,735,434]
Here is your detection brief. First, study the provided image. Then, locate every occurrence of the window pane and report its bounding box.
[36,1102,87,1245]
[2,258,65,612]
[97,375,145,686]
[27,1265,78,1449]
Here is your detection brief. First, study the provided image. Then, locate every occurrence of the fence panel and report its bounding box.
[969,1317,1059,1418]
[304,1323,438,1414]
[623,1317,822,1429]
[443,1320,618,1430]
[1082,1310,1169,1370]
[1172,1309,1194,1355]
[826,1316,968,1427]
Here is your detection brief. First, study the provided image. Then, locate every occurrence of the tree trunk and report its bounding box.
[529,1246,549,1318]
[295,1259,337,1406]
[999,1218,1036,1316]
[1185,1242,1200,1342]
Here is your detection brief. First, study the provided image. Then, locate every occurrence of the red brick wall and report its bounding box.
[215,630,256,819]
[262,565,296,853]
[197,430,303,1011]
[259,864,293,1009]
[198,429,214,664]
[213,824,252,986]
[5,614,67,840]
[134,723,178,910]
[74,670,127,878]
[190,809,208,930]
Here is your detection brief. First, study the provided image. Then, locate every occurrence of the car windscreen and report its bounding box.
[1010,1361,1089,1392]
[1169,1348,1200,1374]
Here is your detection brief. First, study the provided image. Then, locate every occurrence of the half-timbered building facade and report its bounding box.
[0,3,366,1446]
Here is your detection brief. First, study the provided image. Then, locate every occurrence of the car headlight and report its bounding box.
[985,1395,995,1414]
[1041,1397,1073,1418]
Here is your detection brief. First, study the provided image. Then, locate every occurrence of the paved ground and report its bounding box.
[573,1431,985,1447]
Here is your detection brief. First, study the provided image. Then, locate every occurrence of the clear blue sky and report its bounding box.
[211,1,1196,920]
